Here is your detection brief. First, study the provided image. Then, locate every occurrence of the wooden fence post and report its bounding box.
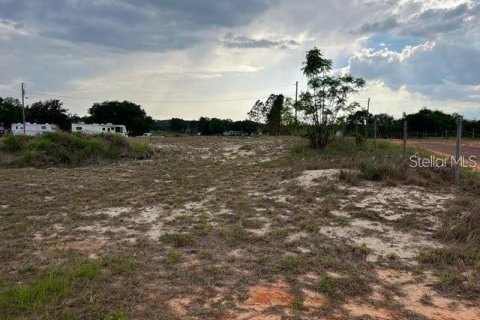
[455,118,462,185]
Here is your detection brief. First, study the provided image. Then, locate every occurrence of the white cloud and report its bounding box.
[1,0,479,120]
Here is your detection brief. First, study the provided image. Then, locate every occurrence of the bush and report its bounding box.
[353,133,365,146]
[1,134,24,152]
[359,162,385,181]
[0,132,154,167]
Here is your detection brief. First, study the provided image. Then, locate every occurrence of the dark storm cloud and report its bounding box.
[356,2,479,37]
[0,0,274,51]
[221,33,299,49]
[357,16,400,34]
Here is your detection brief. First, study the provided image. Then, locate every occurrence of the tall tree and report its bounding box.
[26,99,71,130]
[266,94,284,135]
[88,101,154,136]
[299,47,365,148]
[0,97,23,130]
[248,94,284,135]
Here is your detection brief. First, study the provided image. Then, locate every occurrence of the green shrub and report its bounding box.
[0,132,154,167]
[1,134,23,152]
[18,150,41,165]
[359,162,385,181]
[353,133,365,146]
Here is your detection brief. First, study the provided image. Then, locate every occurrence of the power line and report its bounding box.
[27,92,269,103]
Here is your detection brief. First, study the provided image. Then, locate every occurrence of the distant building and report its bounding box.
[223,131,248,137]
[11,123,58,136]
[71,123,128,136]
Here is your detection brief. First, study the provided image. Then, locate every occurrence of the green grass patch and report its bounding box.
[313,274,370,299]
[0,261,101,317]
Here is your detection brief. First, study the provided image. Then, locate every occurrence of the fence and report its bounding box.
[370,119,465,184]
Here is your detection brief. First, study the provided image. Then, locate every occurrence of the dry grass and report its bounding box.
[0,136,478,319]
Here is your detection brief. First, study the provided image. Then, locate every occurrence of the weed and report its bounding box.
[291,295,305,311]
[239,144,253,152]
[398,214,416,229]
[161,232,195,247]
[314,274,369,299]
[103,309,129,320]
[280,255,304,274]
[165,250,182,266]
[102,254,134,275]
[352,243,371,258]
[338,170,358,184]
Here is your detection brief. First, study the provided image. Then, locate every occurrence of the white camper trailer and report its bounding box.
[71,123,128,136]
[11,123,58,136]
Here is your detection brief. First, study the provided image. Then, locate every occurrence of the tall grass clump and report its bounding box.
[0,132,154,167]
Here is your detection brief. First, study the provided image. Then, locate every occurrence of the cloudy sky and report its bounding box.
[0,0,479,120]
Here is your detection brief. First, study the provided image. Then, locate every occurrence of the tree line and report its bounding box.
[154,118,260,135]
[244,48,480,146]
[1,47,478,140]
[0,98,154,136]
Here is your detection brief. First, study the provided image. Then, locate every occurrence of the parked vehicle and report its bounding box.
[223,131,248,137]
[141,133,152,138]
[71,123,128,136]
[11,123,58,136]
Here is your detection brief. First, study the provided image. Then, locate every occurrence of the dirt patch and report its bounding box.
[226,280,293,319]
[53,238,107,252]
[371,268,480,320]
[344,301,395,319]
[168,297,192,317]
[395,139,480,171]
[302,288,327,309]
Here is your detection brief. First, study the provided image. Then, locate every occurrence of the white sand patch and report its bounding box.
[286,231,309,243]
[93,207,131,218]
[321,219,440,262]
[132,206,162,224]
[296,169,344,187]
[271,194,296,204]
[185,200,208,211]
[77,224,135,236]
[246,223,271,237]
[352,185,453,221]
[146,223,163,241]
[331,210,351,218]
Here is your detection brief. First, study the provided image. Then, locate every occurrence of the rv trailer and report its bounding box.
[11,123,58,136]
[72,123,128,136]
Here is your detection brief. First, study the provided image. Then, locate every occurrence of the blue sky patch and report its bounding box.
[367,33,423,52]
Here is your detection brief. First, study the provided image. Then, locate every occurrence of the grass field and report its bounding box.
[0,136,479,319]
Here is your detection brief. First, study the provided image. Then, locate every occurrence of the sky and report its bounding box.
[0,0,479,120]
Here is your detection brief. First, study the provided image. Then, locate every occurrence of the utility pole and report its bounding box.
[21,83,26,135]
[403,120,407,160]
[295,81,298,134]
[365,98,370,138]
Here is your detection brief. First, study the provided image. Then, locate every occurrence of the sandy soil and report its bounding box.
[1,136,477,319]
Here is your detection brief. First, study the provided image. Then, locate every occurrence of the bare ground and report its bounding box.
[0,136,478,319]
